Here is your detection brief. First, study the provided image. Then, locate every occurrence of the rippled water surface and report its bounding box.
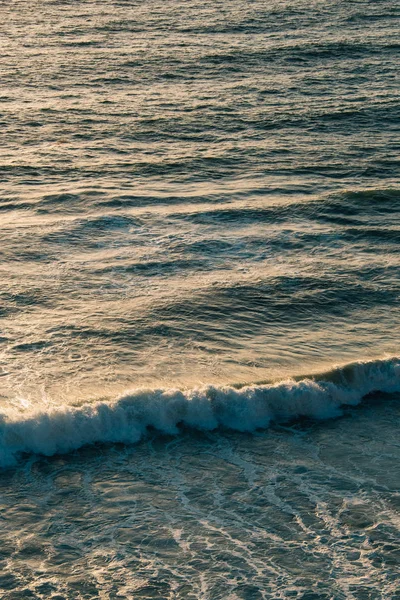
[1,393,400,598]
[1,0,399,597]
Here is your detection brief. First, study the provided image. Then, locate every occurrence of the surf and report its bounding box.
[1,356,398,468]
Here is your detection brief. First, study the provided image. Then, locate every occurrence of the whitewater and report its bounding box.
[1,0,399,597]
[1,358,399,468]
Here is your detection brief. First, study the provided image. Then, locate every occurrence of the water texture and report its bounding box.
[0,0,399,597]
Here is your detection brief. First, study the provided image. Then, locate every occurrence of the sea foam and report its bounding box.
[0,357,399,467]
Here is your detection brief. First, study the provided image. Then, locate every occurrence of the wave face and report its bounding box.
[1,358,399,467]
[0,185,399,397]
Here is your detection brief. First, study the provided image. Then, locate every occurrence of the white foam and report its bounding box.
[0,358,399,467]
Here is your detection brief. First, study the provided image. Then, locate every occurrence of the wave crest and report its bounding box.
[1,357,399,467]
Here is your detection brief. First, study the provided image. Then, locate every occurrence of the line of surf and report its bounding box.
[0,357,399,467]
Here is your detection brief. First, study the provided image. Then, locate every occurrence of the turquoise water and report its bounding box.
[1,0,399,597]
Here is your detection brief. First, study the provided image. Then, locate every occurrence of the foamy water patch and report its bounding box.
[0,358,399,467]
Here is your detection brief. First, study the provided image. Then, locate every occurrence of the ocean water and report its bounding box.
[1,0,399,597]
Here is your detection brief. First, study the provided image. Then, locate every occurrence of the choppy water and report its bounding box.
[1,0,399,597]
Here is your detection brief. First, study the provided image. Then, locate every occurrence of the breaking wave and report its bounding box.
[1,357,399,467]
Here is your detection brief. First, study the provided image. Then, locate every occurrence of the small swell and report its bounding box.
[0,357,399,467]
